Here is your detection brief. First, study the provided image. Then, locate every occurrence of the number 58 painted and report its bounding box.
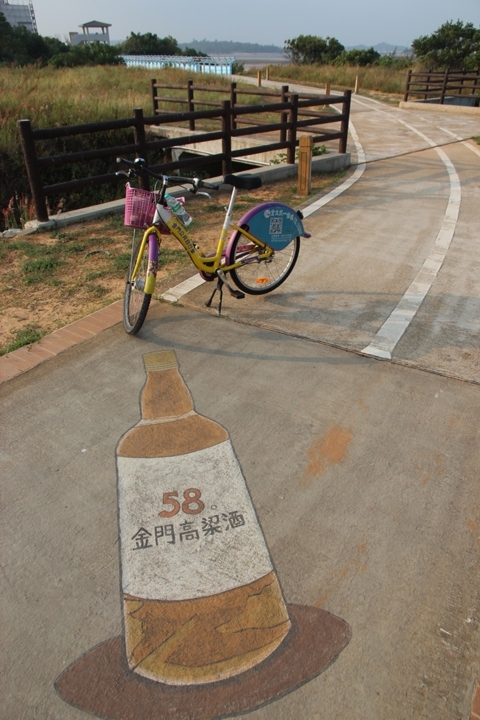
[159,489,205,517]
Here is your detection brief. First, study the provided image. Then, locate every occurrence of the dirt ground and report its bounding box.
[0,173,344,354]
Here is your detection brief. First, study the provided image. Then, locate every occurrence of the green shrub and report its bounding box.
[412,21,480,70]
[49,42,125,68]
[335,48,381,67]
[0,324,45,355]
[284,35,345,65]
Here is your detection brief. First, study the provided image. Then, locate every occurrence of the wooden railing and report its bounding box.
[18,90,351,223]
[404,69,480,104]
[151,79,342,137]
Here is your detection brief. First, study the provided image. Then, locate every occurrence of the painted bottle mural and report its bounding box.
[116,351,291,685]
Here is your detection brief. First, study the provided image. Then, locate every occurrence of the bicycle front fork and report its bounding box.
[132,232,159,295]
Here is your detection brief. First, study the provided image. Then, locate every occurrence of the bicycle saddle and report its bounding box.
[224,174,262,190]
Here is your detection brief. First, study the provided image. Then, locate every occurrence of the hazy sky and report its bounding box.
[32,0,480,49]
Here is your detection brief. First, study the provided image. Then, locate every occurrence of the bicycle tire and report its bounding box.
[123,235,155,335]
[227,232,300,295]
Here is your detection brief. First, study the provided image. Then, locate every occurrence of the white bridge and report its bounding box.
[121,55,235,75]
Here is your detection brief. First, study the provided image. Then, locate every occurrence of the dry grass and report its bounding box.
[257,63,411,97]
[0,65,307,225]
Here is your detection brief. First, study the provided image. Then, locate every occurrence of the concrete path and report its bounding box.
[2,89,480,720]
[166,81,480,383]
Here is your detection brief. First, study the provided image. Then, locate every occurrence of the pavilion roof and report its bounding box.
[80,20,111,28]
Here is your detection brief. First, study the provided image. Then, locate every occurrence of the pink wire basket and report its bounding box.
[124,183,158,229]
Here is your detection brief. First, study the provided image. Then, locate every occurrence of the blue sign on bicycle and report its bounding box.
[236,203,306,250]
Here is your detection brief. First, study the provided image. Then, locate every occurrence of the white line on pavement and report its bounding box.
[161,274,206,303]
[438,127,480,158]
[395,118,438,148]
[362,146,461,359]
[302,121,366,217]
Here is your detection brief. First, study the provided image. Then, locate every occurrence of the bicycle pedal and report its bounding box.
[229,288,245,300]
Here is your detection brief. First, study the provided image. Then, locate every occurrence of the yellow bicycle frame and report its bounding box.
[131,216,274,294]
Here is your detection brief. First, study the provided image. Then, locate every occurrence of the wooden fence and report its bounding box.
[18,89,351,223]
[404,69,480,104]
[151,79,343,136]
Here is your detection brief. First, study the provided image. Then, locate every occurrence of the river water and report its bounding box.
[232,53,290,68]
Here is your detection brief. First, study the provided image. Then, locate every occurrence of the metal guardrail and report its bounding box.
[404,69,480,104]
[18,90,351,223]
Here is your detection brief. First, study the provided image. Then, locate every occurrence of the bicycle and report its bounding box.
[116,157,310,335]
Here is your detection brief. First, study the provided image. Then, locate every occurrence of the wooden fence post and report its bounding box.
[151,78,159,114]
[221,100,232,176]
[425,70,432,101]
[133,108,149,190]
[339,90,351,154]
[280,85,289,143]
[230,82,237,130]
[17,119,49,222]
[266,66,270,81]
[354,75,359,94]
[325,82,331,95]
[440,69,449,105]
[403,69,412,102]
[257,70,262,87]
[472,72,479,97]
[287,93,298,164]
[187,80,195,131]
[298,135,312,196]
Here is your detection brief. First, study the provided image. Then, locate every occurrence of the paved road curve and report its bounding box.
[170,81,480,383]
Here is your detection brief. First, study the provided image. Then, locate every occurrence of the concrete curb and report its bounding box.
[0,300,123,384]
[399,100,480,116]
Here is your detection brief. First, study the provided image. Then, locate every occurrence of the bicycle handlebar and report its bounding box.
[115,157,220,193]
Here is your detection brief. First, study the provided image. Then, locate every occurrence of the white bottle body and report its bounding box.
[117,439,273,601]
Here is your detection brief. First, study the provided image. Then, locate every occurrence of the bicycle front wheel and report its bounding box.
[228,233,300,295]
[124,234,156,335]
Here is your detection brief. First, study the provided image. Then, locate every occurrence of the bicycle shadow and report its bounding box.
[171,288,480,380]
[138,305,362,366]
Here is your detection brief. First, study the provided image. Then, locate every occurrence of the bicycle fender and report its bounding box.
[226,202,310,253]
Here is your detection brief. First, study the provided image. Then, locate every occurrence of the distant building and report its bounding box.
[0,0,37,32]
[69,20,111,46]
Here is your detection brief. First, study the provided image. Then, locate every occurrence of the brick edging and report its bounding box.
[0,300,123,384]
[471,675,480,719]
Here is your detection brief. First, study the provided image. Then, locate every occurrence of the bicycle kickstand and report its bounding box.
[205,272,245,316]
[205,277,224,315]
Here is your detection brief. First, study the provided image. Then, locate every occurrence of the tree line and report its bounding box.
[0,16,207,67]
[1,14,479,70]
[285,21,480,70]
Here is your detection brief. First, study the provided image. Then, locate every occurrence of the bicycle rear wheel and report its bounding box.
[124,233,156,335]
[228,232,300,295]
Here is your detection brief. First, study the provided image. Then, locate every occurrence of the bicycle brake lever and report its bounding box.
[115,171,129,177]
[197,191,212,199]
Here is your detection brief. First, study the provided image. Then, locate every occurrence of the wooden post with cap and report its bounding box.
[298,135,313,196]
